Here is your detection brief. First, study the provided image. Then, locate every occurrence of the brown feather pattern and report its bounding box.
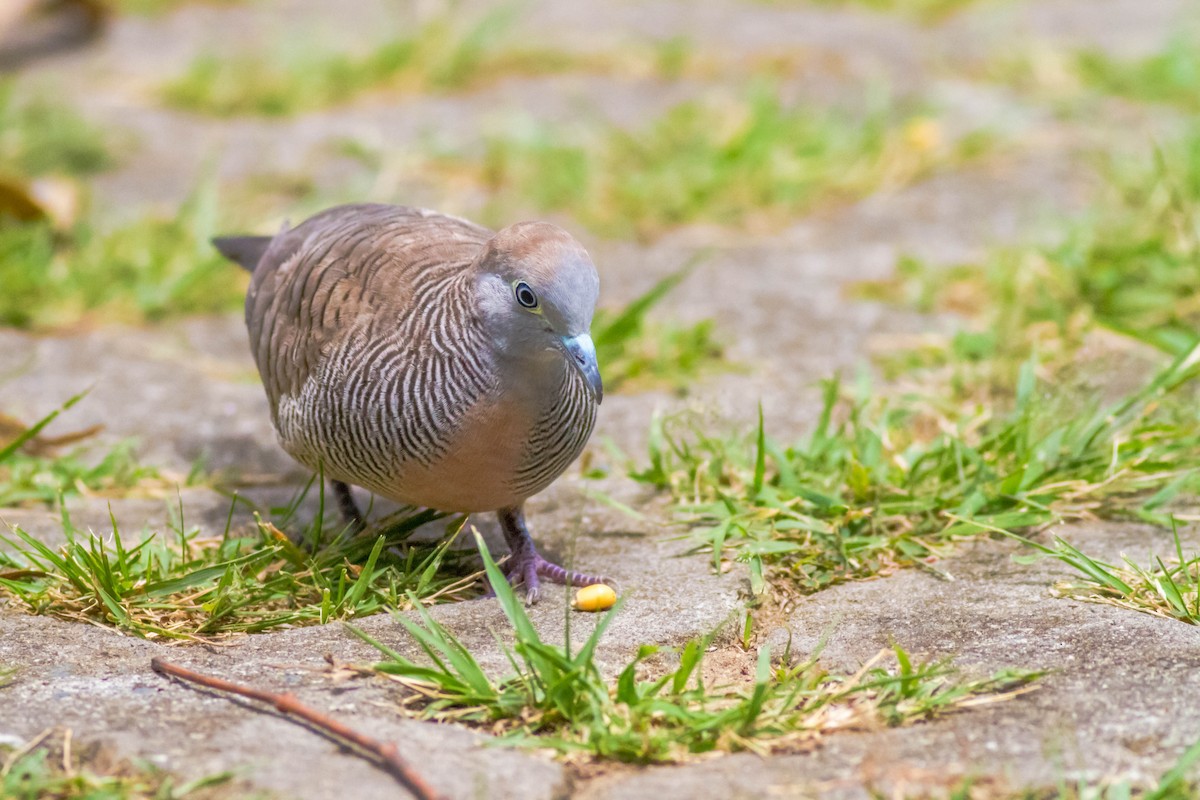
[243,203,598,513]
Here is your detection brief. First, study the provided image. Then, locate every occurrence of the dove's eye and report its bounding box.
[514,281,539,309]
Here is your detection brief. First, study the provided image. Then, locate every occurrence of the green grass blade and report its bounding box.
[0,391,89,465]
[473,531,541,645]
[752,403,766,499]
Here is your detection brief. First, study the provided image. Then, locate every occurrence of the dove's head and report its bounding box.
[474,221,603,402]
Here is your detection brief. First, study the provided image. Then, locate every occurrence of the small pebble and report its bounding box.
[572,583,616,612]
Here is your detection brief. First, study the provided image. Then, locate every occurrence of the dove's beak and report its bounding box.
[561,333,603,403]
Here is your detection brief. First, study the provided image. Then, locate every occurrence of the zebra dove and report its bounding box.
[214,203,606,601]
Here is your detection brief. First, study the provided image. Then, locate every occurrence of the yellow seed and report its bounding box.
[572,583,616,612]
[903,118,942,153]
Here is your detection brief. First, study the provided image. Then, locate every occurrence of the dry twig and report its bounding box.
[150,658,445,800]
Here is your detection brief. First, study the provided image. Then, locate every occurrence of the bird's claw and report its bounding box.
[487,550,610,605]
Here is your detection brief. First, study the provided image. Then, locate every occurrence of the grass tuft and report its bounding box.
[352,532,1041,761]
[853,121,1200,397]
[593,262,728,394]
[0,394,161,507]
[1010,521,1200,625]
[0,729,236,800]
[630,342,1200,594]
[757,0,991,25]
[1077,34,1200,112]
[442,89,988,240]
[0,491,478,640]
[107,0,245,16]
[0,82,113,180]
[161,9,615,117]
[0,184,246,329]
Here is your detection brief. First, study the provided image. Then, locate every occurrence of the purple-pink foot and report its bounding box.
[503,550,610,604]
[496,505,611,605]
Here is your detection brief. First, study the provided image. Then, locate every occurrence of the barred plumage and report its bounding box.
[217,203,606,601]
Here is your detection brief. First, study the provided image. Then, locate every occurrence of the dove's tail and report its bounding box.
[212,235,273,272]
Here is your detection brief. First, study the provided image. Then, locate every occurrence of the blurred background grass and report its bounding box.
[0,0,1019,330]
[2,0,1200,565]
[1,0,1194,332]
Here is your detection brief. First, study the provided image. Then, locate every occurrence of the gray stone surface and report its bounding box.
[2,0,1198,797]
[582,525,1200,799]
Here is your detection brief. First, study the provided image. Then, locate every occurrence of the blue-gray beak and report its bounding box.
[562,333,603,403]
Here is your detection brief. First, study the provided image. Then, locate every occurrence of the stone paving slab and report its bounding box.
[580,525,1200,799]
[0,613,570,800]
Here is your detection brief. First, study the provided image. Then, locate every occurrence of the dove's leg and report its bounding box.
[496,505,608,604]
[332,480,366,533]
